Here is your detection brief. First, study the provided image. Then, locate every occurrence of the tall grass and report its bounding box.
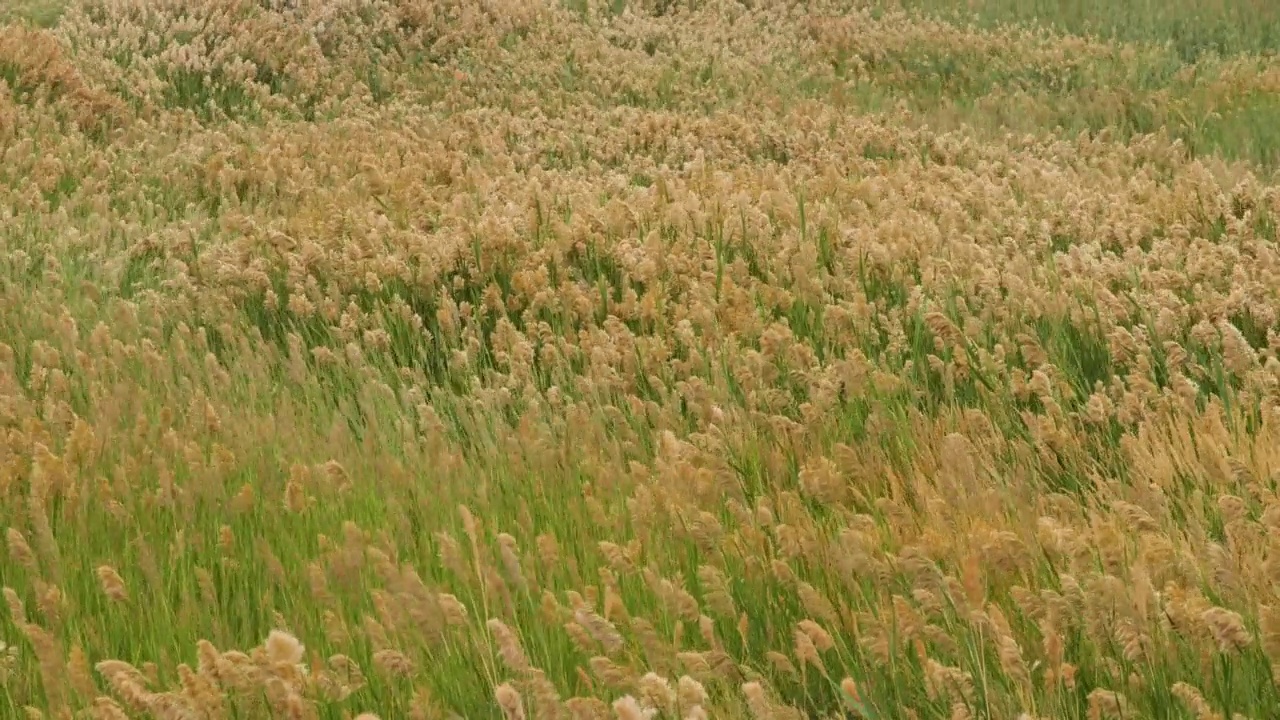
[1,1,1280,719]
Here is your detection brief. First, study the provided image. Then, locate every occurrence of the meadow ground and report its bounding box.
[2,0,1280,718]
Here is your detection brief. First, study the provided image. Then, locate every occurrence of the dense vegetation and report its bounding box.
[2,1,1280,718]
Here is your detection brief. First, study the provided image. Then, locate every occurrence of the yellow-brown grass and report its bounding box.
[2,0,1280,718]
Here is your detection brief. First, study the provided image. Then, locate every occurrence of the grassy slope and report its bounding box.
[853,0,1280,171]
[0,1,63,27]
[875,0,1280,60]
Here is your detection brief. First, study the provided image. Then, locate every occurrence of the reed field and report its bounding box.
[3,0,1280,718]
